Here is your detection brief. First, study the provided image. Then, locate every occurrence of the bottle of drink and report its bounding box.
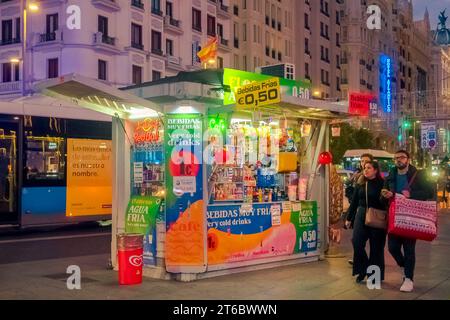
[258,188,263,203]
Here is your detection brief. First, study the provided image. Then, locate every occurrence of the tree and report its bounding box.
[330,123,375,164]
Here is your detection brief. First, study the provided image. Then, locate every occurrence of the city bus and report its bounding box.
[342,149,395,177]
[0,101,112,228]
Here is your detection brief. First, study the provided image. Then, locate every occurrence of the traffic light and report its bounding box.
[403,118,411,130]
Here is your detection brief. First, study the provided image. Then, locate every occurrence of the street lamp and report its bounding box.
[21,1,39,96]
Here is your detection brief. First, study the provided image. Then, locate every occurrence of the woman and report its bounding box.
[345,161,387,283]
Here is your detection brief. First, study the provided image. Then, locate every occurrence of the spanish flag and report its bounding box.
[197,36,218,63]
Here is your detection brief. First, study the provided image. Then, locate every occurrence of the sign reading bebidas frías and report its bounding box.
[235,78,281,108]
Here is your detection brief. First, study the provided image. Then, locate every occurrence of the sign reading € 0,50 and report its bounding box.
[235,78,281,108]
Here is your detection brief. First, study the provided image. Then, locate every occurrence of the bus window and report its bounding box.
[24,136,65,183]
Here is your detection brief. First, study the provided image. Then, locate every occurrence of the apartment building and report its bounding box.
[294,0,343,100]
[229,0,295,72]
[0,0,232,98]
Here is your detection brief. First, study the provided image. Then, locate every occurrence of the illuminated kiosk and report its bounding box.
[119,69,350,281]
[31,71,349,281]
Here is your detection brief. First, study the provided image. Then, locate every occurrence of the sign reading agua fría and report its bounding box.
[235,77,281,108]
[125,196,161,235]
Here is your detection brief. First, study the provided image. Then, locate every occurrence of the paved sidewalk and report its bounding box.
[1,213,449,300]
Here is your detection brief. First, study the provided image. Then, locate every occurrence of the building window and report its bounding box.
[166,1,173,17]
[305,63,309,78]
[98,15,108,36]
[151,30,162,55]
[151,0,161,13]
[48,58,58,79]
[192,8,202,32]
[305,38,309,54]
[2,63,12,82]
[152,70,161,81]
[243,23,247,41]
[166,39,173,56]
[98,60,107,81]
[207,15,216,36]
[243,55,247,71]
[14,63,19,81]
[2,20,13,43]
[46,14,58,35]
[304,14,309,29]
[131,23,143,49]
[132,65,142,85]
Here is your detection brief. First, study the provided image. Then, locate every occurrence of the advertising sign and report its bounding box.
[379,54,394,113]
[349,93,377,116]
[290,201,318,253]
[223,68,311,105]
[66,139,112,217]
[206,201,318,265]
[235,78,281,108]
[164,114,205,272]
[125,196,161,266]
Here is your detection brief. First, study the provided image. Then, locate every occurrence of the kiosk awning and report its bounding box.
[33,73,162,119]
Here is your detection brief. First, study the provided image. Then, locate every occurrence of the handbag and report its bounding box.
[365,182,388,229]
[388,194,437,241]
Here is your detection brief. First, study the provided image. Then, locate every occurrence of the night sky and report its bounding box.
[412,0,450,30]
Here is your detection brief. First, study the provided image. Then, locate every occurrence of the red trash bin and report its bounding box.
[117,233,144,285]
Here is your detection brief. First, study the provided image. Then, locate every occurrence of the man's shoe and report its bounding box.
[400,278,414,292]
[348,260,353,266]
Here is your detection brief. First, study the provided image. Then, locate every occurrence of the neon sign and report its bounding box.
[380,55,393,113]
[134,118,160,144]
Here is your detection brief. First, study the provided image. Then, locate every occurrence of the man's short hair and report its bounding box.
[395,149,410,159]
[360,153,374,161]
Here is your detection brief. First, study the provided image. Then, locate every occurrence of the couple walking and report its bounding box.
[345,150,434,292]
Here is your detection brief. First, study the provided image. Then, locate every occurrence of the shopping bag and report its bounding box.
[388,194,438,241]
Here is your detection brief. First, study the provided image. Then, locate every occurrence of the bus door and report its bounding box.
[0,118,19,224]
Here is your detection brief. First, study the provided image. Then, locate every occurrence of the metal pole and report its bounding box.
[22,0,27,96]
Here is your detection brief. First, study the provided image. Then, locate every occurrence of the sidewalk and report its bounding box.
[1,213,449,300]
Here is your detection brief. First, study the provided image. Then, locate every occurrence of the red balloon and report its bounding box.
[318,151,333,165]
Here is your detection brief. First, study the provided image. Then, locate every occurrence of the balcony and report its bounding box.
[234,38,239,49]
[151,8,164,17]
[35,30,63,47]
[40,32,56,42]
[131,42,144,51]
[218,37,231,52]
[341,78,348,85]
[0,38,20,46]
[166,55,183,71]
[151,48,163,56]
[91,0,120,11]
[217,2,231,19]
[131,0,144,10]
[164,16,183,34]
[93,32,120,54]
[0,81,21,95]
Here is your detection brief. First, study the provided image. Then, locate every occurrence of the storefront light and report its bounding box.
[172,106,197,114]
[128,107,159,120]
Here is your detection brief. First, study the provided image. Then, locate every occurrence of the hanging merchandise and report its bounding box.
[301,120,312,137]
[318,151,333,165]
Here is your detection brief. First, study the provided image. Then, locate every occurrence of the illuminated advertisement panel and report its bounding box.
[379,54,394,113]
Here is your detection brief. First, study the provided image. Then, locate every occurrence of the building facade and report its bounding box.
[229,0,295,72]
[0,0,232,98]
[295,0,343,100]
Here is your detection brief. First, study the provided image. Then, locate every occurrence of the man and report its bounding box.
[381,150,435,292]
[344,153,373,266]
